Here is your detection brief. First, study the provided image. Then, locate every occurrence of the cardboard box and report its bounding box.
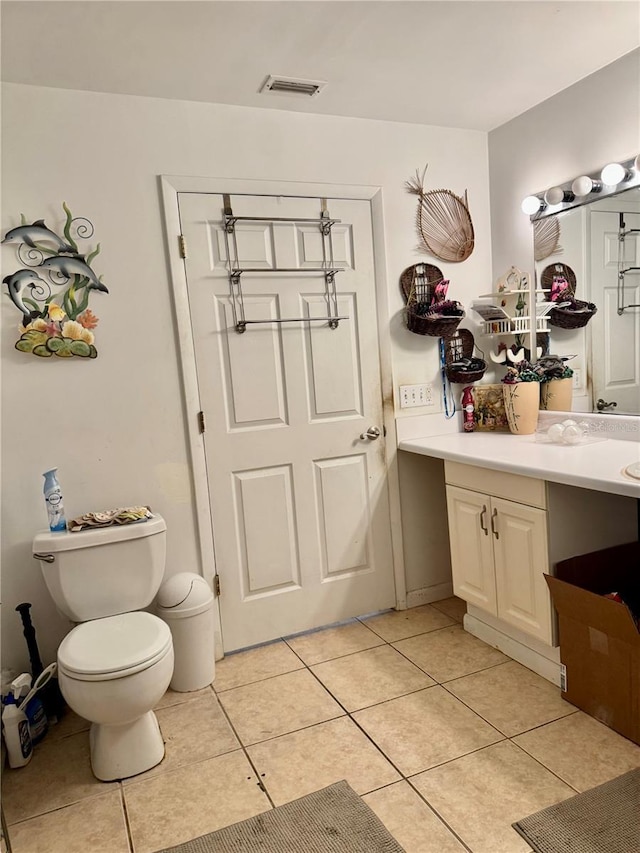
[545,541,640,745]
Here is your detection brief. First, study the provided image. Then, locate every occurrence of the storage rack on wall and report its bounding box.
[617,213,640,315]
[476,288,550,338]
[222,195,348,334]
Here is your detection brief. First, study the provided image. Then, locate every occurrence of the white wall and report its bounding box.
[489,49,639,276]
[1,83,491,671]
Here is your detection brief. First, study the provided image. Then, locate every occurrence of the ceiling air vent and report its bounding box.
[260,75,327,98]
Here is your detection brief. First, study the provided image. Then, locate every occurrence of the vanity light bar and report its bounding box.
[522,154,640,220]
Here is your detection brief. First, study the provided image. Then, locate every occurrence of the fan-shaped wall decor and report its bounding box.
[533,216,563,262]
[406,166,475,263]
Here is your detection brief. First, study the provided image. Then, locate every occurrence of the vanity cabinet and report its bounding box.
[444,459,639,652]
[445,463,552,643]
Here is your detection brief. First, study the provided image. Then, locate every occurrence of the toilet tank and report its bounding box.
[33,515,167,622]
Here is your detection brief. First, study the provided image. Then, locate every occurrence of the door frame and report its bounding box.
[159,175,407,656]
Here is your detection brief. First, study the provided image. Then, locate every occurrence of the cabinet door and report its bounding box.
[491,497,552,643]
[445,486,497,615]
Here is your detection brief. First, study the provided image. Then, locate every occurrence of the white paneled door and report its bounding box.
[590,210,640,414]
[178,193,395,651]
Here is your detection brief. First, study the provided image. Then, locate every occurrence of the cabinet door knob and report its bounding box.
[479,505,489,536]
[491,507,499,539]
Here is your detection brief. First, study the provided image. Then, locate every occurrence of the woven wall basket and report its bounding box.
[548,300,597,329]
[541,262,577,299]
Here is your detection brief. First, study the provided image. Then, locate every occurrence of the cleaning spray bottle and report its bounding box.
[11,673,48,744]
[43,468,66,532]
[461,386,476,433]
[2,691,33,768]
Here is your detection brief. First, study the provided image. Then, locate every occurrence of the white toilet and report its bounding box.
[33,514,174,781]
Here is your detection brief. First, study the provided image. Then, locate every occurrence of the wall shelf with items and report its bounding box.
[472,269,549,347]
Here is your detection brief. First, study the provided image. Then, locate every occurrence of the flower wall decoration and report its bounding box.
[2,203,108,358]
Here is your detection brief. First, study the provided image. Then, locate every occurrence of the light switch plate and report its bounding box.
[399,383,434,408]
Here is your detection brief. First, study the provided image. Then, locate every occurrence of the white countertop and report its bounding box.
[398,431,640,499]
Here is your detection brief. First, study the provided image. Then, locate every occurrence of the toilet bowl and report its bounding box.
[33,514,174,781]
[57,612,174,780]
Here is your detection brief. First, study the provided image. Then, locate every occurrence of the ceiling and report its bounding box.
[1,1,638,132]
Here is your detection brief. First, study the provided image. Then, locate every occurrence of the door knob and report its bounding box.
[360,426,381,440]
[596,398,617,411]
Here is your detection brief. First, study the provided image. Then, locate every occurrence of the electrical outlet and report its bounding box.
[572,369,582,389]
[399,383,434,408]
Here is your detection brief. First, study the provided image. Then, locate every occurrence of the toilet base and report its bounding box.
[89,710,165,781]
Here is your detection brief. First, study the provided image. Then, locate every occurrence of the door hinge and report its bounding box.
[213,574,221,596]
[178,234,187,258]
[197,411,206,434]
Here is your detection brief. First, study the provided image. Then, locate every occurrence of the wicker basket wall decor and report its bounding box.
[407,309,465,338]
[400,263,464,338]
[444,329,486,383]
[548,300,598,329]
[405,166,475,263]
[540,263,577,300]
[533,217,563,262]
[541,262,597,329]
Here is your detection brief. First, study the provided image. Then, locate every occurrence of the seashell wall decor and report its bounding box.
[406,165,475,263]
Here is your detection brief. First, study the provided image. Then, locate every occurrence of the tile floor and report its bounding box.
[3,597,640,853]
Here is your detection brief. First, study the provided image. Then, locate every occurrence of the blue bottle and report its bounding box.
[43,468,66,532]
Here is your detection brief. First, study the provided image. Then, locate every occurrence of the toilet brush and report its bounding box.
[15,603,66,723]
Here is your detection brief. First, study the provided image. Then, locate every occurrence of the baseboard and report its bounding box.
[406,582,454,609]
[464,611,562,687]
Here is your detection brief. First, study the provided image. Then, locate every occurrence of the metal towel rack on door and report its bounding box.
[617,214,640,315]
[222,195,349,333]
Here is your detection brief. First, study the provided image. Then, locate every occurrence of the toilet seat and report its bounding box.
[58,612,172,682]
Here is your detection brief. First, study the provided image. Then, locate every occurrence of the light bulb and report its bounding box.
[521,195,544,215]
[601,162,630,185]
[544,187,575,206]
[571,176,602,197]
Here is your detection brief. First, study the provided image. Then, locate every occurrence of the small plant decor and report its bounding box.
[501,361,544,384]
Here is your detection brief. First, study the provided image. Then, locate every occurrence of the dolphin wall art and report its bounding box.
[2,220,75,254]
[40,255,108,293]
[2,269,48,324]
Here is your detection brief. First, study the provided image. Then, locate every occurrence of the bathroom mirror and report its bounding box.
[531,183,640,415]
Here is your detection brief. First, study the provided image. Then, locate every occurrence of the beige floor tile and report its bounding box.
[311,645,435,711]
[353,686,503,776]
[393,625,509,683]
[285,620,384,665]
[218,668,344,745]
[363,781,467,853]
[213,639,305,692]
[412,741,574,853]
[513,711,640,791]
[7,790,129,853]
[431,596,467,623]
[45,708,90,741]
[446,661,575,736]
[124,750,270,853]
[247,716,400,806]
[123,692,239,783]
[361,604,455,642]
[155,685,211,710]
[2,730,117,824]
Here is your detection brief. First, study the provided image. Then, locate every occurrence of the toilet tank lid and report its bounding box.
[33,514,166,554]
